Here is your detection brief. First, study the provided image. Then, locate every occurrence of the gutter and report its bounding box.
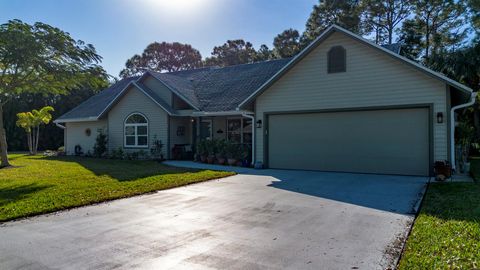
[192,110,253,117]
[55,122,66,129]
[241,113,255,166]
[450,92,477,171]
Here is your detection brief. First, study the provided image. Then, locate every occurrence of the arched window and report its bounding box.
[327,46,346,73]
[124,113,148,148]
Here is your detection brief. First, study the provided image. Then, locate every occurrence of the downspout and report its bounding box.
[450,92,477,172]
[242,113,255,166]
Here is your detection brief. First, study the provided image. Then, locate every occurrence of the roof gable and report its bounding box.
[238,25,473,109]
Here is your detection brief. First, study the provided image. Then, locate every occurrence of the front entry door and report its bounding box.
[200,120,213,140]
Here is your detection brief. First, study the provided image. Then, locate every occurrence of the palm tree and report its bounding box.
[16,106,54,155]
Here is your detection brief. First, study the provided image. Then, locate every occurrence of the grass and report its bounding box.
[470,157,480,182]
[398,182,480,269]
[0,154,234,222]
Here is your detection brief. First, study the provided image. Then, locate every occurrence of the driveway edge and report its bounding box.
[392,177,430,269]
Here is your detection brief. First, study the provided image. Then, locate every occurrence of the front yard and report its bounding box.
[0,154,234,222]
[398,182,480,269]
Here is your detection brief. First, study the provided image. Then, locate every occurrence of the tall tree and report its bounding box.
[255,44,274,61]
[204,39,258,67]
[120,42,202,77]
[362,0,413,44]
[0,19,106,167]
[469,0,480,34]
[397,0,468,62]
[429,43,480,135]
[273,29,301,58]
[302,0,365,46]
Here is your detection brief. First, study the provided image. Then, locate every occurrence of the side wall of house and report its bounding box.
[107,85,169,158]
[255,31,448,164]
[65,120,107,155]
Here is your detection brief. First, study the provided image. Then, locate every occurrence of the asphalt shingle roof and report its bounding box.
[56,58,291,121]
[56,77,139,121]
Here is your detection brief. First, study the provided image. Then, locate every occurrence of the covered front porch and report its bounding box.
[169,112,255,165]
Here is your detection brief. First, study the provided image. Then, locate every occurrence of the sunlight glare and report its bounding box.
[143,0,212,16]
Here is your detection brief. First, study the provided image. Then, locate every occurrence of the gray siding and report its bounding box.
[141,76,173,106]
[255,31,448,163]
[170,117,193,146]
[107,85,169,157]
[65,120,107,155]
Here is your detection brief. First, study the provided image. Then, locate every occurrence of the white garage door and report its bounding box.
[267,108,430,176]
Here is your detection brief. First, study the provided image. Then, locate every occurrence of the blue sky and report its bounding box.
[0,0,317,77]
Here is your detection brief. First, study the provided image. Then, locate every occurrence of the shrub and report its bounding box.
[137,149,149,159]
[93,132,108,158]
[110,147,124,159]
[57,146,65,152]
[150,135,164,160]
[196,140,208,157]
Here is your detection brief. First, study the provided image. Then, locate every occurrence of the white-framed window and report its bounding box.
[124,113,148,148]
[227,118,252,144]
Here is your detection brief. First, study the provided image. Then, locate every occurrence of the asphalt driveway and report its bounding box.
[0,165,427,270]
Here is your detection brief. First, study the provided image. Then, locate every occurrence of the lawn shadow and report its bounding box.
[42,156,200,182]
[0,183,53,207]
[418,182,480,223]
[163,161,429,214]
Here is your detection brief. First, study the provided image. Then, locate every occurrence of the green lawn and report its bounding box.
[470,157,480,182]
[398,182,480,269]
[0,154,234,222]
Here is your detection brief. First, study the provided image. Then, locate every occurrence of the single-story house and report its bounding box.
[55,25,475,176]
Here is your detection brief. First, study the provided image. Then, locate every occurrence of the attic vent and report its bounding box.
[327,46,346,73]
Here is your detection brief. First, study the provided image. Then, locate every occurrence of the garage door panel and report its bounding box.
[267,108,429,176]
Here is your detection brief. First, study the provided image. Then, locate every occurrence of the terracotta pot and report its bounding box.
[227,158,237,166]
[200,155,207,163]
[207,155,215,164]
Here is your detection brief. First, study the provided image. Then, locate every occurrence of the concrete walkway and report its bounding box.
[0,163,428,270]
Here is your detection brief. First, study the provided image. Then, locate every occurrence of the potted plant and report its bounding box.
[215,139,227,165]
[196,140,208,163]
[206,139,216,164]
[226,142,239,166]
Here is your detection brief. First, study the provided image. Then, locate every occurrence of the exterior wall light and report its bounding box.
[437,112,444,124]
[256,120,262,128]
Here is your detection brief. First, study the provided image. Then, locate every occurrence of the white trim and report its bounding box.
[53,117,99,123]
[237,24,473,109]
[124,112,149,148]
[97,81,136,119]
[192,110,253,116]
[55,123,66,129]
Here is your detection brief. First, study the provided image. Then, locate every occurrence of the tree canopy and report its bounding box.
[204,39,258,67]
[273,29,301,58]
[302,0,364,46]
[119,42,203,78]
[0,19,107,167]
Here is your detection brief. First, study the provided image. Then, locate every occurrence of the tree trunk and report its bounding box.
[34,126,40,155]
[0,104,11,168]
[27,131,32,155]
